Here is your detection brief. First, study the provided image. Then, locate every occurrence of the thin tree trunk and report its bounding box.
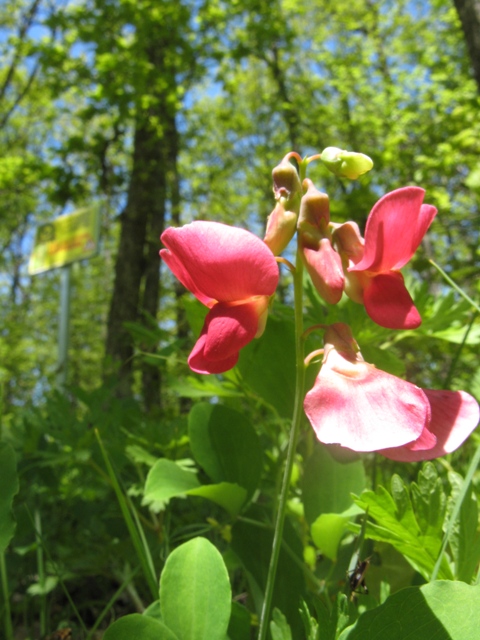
[105,113,166,395]
[453,0,480,91]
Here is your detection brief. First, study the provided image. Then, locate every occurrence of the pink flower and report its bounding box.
[333,187,437,329]
[304,324,479,459]
[160,221,279,374]
[298,180,344,304]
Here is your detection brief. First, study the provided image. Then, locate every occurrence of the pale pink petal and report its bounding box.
[160,221,279,303]
[302,239,344,304]
[363,272,421,329]
[351,187,437,273]
[187,301,259,374]
[304,349,429,451]
[380,390,479,461]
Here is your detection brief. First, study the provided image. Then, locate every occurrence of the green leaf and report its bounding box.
[448,473,480,582]
[0,442,19,554]
[143,459,246,516]
[26,575,58,596]
[311,513,350,562]
[302,444,365,525]
[410,463,446,536]
[144,459,200,509]
[339,581,480,640]
[188,402,262,500]
[353,473,453,580]
[237,310,295,417]
[103,613,179,639]
[227,601,251,640]
[231,513,305,638]
[271,607,292,640]
[160,537,231,640]
[188,482,247,517]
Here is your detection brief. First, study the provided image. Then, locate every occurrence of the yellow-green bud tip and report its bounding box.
[320,147,373,180]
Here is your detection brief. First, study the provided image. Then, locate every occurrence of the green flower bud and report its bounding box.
[272,156,302,212]
[320,147,373,180]
[297,179,330,239]
[263,202,297,256]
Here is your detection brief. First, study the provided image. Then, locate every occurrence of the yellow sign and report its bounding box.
[28,206,100,275]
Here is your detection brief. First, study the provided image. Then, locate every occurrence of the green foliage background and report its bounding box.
[0,0,479,637]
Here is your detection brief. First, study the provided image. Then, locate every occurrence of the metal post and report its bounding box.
[57,264,72,389]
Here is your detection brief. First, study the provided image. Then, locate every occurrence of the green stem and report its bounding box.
[0,552,13,640]
[429,259,480,313]
[34,508,46,637]
[258,235,306,639]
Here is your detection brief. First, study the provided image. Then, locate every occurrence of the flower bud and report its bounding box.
[272,156,302,211]
[297,179,330,236]
[263,202,297,255]
[320,147,373,180]
[297,181,344,304]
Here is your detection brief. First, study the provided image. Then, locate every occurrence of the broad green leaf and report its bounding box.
[302,444,365,525]
[144,600,162,619]
[311,513,349,561]
[27,575,58,596]
[227,601,251,640]
[339,581,480,640]
[237,310,295,417]
[160,537,231,640]
[189,402,262,500]
[103,613,179,640]
[271,607,292,640]
[170,375,243,399]
[360,344,405,377]
[188,482,247,517]
[143,459,246,516]
[143,459,200,509]
[0,442,19,554]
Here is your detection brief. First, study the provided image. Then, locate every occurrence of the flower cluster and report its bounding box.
[160,150,479,460]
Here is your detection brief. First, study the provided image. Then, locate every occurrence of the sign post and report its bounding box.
[28,205,100,390]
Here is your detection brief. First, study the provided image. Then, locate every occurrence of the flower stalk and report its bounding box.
[257,236,306,640]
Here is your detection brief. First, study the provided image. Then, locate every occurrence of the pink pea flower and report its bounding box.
[304,323,479,460]
[333,187,437,329]
[160,221,279,374]
[297,180,344,304]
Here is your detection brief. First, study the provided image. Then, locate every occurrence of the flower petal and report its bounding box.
[304,349,429,451]
[363,272,421,329]
[160,246,214,307]
[380,390,479,462]
[188,300,260,374]
[161,221,279,304]
[351,187,437,273]
[302,238,344,304]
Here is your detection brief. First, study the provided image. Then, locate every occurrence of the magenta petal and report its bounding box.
[304,352,429,451]
[380,390,479,462]
[160,248,214,307]
[188,333,239,374]
[363,272,421,329]
[188,301,259,374]
[405,426,437,451]
[351,187,437,273]
[302,238,344,304]
[161,221,279,303]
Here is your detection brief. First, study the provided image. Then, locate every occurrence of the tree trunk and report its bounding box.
[105,111,167,396]
[453,0,480,91]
